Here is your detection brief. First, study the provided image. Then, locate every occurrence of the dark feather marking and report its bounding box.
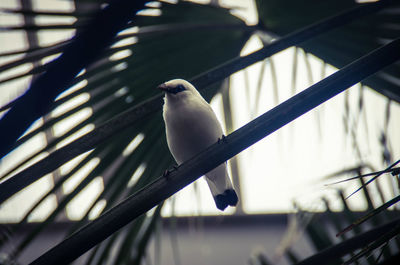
[214,189,238,211]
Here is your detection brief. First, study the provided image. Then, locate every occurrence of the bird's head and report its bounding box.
[157,79,201,101]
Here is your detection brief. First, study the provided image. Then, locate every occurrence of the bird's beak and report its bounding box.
[157,83,168,92]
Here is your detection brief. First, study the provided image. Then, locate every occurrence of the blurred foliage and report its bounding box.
[0,0,399,264]
[255,0,400,102]
[254,166,400,265]
[0,1,251,263]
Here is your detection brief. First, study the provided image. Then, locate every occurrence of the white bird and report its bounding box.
[159,79,238,211]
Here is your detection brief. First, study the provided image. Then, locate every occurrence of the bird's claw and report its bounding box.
[162,164,179,179]
[217,135,227,144]
[162,169,170,178]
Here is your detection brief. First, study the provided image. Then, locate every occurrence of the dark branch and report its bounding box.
[28,38,400,265]
[0,0,395,204]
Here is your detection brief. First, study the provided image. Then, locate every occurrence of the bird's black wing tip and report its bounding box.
[214,189,239,211]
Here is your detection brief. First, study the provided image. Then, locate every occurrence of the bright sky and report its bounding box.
[0,0,399,222]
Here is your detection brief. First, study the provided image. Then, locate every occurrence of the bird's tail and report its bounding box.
[205,164,238,211]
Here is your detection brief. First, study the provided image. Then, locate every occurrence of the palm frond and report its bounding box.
[255,0,400,103]
[28,36,400,265]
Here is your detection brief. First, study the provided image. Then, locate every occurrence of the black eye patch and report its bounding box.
[170,84,186,94]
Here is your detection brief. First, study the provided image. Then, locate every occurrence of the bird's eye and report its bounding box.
[177,84,185,91]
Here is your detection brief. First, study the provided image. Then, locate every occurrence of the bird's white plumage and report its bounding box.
[160,79,238,211]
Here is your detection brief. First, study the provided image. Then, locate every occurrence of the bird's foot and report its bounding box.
[162,164,179,180]
[217,135,227,144]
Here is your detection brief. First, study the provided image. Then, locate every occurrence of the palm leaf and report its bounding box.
[255,0,400,102]
[0,0,390,205]
[0,0,251,261]
[294,217,400,265]
[28,37,400,265]
[0,1,399,264]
